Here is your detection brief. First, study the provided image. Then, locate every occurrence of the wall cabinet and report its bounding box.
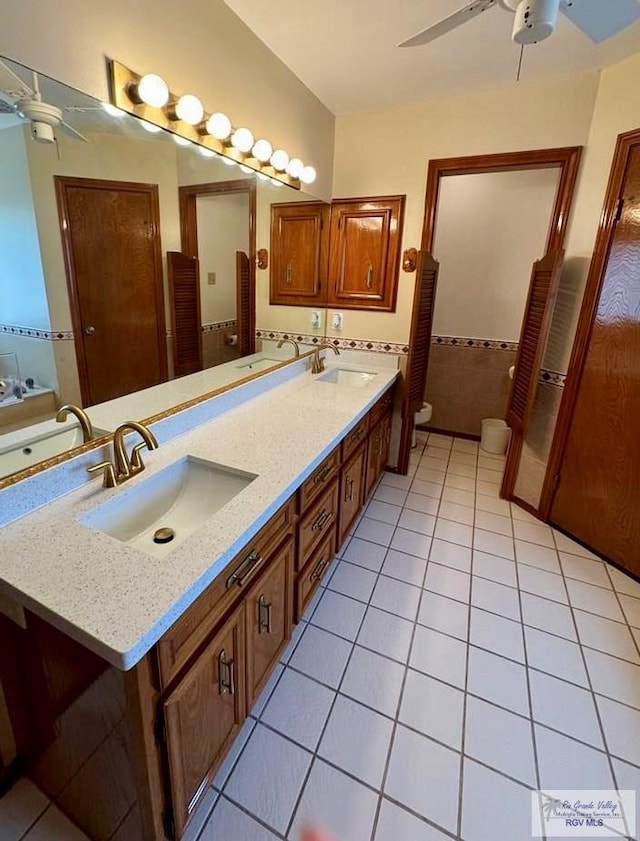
[269,196,405,312]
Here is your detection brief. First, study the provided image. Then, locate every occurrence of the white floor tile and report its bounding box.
[381,473,413,491]
[574,609,640,663]
[510,502,539,522]
[559,553,612,588]
[222,724,313,834]
[514,539,561,573]
[434,518,473,548]
[371,576,421,621]
[366,500,402,526]
[469,607,524,663]
[390,527,432,559]
[318,696,393,788]
[437,500,474,526]
[524,626,588,687]
[404,493,440,516]
[410,625,467,688]
[353,517,395,547]
[448,450,477,466]
[609,567,640,599]
[0,779,49,841]
[213,718,256,790]
[311,590,367,641]
[620,594,640,628]
[327,561,377,603]
[288,759,378,841]
[513,520,555,548]
[411,478,443,500]
[565,578,625,622]
[445,474,476,492]
[517,564,567,604]
[535,725,615,791]
[251,663,285,715]
[476,479,500,497]
[22,806,93,841]
[461,759,534,841]
[200,798,278,841]
[418,591,469,641]
[341,537,387,572]
[373,484,408,507]
[467,647,530,716]
[474,510,512,536]
[475,494,511,516]
[471,576,521,621]
[399,669,464,750]
[414,466,446,485]
[583,649,640,709]
[424,562,471,604]
[428,433,453,449]
[476,466,502,484]
[529,670,603,748]
[289,624,353,688]
[596,695,640,765]
[472,551,517,587]
[441,486,475,507]
[553,530,599,559]
[381,549,428,586]
[385,725,460,834]
[398,509,436,536]
[356,606,415,664]
[473,528,514,560]
[429,538,472,573]
[453,438,478,453]
[611,757,640,801]
[261,669,334,751]
[448,461,476,479]
[520,592,577,641]
[464,696,536,786]
[375,799,451,841]
[341,645,405,718]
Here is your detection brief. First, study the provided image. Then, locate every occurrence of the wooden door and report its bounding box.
[162,604,245,837]
[244,541,293,709]
[339,444,365,545]
[327,196,404,311]
[56,177,167,406]
[236,251,254,356]
[270,202,329,306]
[167,252,202,377]
[551,140,640,575]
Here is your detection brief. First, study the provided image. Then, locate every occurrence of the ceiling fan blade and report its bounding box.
[560,0,640,43]
[63,105,103,112]
[398,0,497,47]
[0,58,34,100]
[0,98,16,114]
[60,120,89,142]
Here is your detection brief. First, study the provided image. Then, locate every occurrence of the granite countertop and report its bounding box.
[0,366,398,670]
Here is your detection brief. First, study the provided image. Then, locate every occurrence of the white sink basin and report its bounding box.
[318,368,379,388]
[81,456,257,557]
[0,423,109,480]
[237,357,279,372]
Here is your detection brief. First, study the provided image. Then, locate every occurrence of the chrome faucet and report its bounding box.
[277,337,300,357]
[56,404,94,443]
[311,342,340,374]
[87,420,158,488]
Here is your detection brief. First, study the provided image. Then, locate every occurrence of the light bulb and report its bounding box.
[173,134,191,146]
[206,112,231,140]
[221,156,237,166]
[198,147,216,157]
[270,178,283,187]
[102,102,125,117]
[270,149,289,171]
[300,165,317,185]
[286,157,304,178]
[139,119,162,133]
[252,139,273,162]
[257,172,270,181]
[240,164,253,174]
[136,74,169,108]
[231,127,254,153]
[174,94,204,125]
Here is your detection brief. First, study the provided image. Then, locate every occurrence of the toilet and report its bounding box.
[412,402,433,447]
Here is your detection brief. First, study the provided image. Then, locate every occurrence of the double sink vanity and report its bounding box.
[0,352,398,841]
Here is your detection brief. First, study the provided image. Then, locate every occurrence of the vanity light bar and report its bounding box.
[107,60,317,188]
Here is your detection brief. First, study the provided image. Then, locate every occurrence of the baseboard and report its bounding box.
[417,425,481,442]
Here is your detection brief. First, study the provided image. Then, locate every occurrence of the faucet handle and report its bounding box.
[87,460,117,488]
[130,442,149,474]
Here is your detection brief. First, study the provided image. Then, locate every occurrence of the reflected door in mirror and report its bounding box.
[56,176,167,406]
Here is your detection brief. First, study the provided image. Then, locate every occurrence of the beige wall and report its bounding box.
[0,0,334,201]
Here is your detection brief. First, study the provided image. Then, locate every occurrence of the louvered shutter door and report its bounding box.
[506,249,565,434]
[404,252,440,417]
[236,251,254,357]
[167,251,202,377]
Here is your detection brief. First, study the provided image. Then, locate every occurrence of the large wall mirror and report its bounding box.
[0,56,328,485]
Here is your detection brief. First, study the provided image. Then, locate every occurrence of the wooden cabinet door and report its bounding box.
[162,604,245,838]
[328,196,404,311]
[365,418,385,499]
[339,445,366,546]
[270,202,329,306]
[245,540,294,710]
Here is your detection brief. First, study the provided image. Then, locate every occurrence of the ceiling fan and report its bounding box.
[399,0,640,48]
[0,59,91,144]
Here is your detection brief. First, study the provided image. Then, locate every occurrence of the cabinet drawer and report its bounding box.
[298,446,340,511]
[369,386,395,430]
[297,479,338,571]
[295,529,335,623]
[341,416,368,463]
[157,496,295,688]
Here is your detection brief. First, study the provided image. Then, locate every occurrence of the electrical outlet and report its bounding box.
[311,311,321,328]
[332,312,343,330]
[207,272,216,285]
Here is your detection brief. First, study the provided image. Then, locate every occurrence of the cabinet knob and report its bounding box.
[84,325,96,335]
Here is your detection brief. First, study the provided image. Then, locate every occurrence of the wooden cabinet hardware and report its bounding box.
[313,464,333,485]
[310,556,331,583]
[226,548,264,589]
[258,595,272,634]
[311,509,332,532]
[217,649,235,696]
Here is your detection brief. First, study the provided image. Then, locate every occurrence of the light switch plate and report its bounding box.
[207,272,216,285]
[311,310,321,328]
[332,312,343,330]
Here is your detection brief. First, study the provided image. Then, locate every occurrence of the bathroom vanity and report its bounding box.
[0,361,397,841]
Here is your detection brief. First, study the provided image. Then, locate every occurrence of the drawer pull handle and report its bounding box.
[258,595,272,634]
[311,509,332,532]
[373,436,381,455]
[226,548,263,589]
[310,556,330,582]
[218,649,235,696]
[313,464,333,485]
[366,266,374,289]
[350,428,363,444]
[345,478,355,502]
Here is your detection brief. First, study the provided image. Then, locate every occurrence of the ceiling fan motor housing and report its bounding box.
[512,0,560,44]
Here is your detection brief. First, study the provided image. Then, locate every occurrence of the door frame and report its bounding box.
[540,127,640,519]
[178,179,256,356]
[55,175,167,407]
[398,146,582,482]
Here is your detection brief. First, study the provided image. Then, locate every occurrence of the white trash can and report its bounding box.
[412,403,433,448]
[480,418,510,455]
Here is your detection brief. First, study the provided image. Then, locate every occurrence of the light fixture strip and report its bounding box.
[108,59,317,188]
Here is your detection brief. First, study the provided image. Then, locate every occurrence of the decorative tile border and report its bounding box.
[257,330,409,355]
[202,320,237,333]
[0,324,74,341]
[256,329,325,347]
[432,335,519,352]
[539,369,567,388]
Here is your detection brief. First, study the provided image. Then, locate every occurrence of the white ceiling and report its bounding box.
[224,0,640,114]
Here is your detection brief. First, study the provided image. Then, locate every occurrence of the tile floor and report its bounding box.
[2,431,640,841]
